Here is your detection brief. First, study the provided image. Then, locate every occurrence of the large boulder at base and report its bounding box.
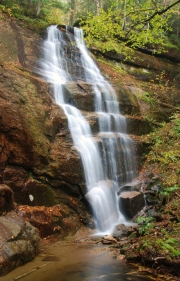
[0,211,40,276]
[119,191,145,220]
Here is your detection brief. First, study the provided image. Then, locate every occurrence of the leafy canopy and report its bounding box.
[0,0,67,29]
[79,0,180,54]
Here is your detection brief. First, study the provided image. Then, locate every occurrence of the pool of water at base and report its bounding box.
[0,240,163,281]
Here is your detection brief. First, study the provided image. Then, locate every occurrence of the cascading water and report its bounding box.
[40,25,138,232]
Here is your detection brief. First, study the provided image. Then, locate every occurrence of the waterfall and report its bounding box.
[40,25,137,232]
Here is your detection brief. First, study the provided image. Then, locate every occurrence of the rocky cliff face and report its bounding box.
[0,14,179,233]
[0,14,93,239]
[0,65,86,205]
[0,16,142,215]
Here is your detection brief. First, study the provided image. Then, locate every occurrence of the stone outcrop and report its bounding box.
[0,211,40,276]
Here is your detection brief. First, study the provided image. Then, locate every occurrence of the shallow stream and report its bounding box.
[0,234,162,281]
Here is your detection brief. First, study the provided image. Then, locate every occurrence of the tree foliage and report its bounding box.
[0,0,66,19]
[0,0,67,29]
[79,0,180,54]
[1,0,180,49]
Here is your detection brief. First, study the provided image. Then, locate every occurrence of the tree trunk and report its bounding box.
[95,0,102,15]
[36,0,42,16]
[69,0,75,26]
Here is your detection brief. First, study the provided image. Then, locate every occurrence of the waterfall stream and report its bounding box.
[40,25,137,232]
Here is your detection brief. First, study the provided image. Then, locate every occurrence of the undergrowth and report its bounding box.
[142,113,180,187]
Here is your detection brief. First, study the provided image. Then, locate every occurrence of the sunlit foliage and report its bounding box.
[79,0,180,54]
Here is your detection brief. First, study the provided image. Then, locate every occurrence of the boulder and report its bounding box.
[119,191,145,220]
[112,224,130,239]
[102,235,117,244]
[0,211,40,276]
[62,82,95,111]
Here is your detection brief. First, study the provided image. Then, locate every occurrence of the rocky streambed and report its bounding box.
[0,228,169,281]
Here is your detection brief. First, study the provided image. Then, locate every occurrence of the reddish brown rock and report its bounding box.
[17,204,84,238]
[0,63,86,205]
[0,184,15,212]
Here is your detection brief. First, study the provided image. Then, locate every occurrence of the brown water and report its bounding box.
[0,236,162,281]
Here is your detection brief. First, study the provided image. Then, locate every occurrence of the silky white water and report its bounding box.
[40,25,137,232]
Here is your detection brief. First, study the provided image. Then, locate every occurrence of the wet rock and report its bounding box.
[80,213,96,229]
[118,180,143,195]
[102,235,117,244]
[62,81,95,111]
[119,191,145,220]
[0,211,40,276]
[117,239,130,247]
[150,184,161,192]
[63,81,130,114]
[0,19,87,213]
[113,224,129,239]
[112,224,136,240]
